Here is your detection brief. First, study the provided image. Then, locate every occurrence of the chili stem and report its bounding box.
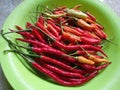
[3,29,31,35]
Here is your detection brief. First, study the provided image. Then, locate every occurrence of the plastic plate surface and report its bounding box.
[0,0,120,90]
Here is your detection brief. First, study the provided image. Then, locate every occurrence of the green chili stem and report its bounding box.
[4,49,40,58]
[3,29,31,35]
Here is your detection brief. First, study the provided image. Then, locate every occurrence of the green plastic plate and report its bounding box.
[1,0,120,90]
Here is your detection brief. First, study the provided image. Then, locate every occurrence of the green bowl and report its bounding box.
[1,0,120,90]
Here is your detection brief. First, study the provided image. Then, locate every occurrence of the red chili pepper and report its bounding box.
[33,61,98,86]
[79,62,111,71]
[94,27,107,40]
[86,12,96,21]
[63,26,83,36]
[80,36,101,44]
[95,62,111,70]
[77,19,95,31]
[35,55,85,74]
[38,16,44,25]
[73,27,84,34]
[57,35,62,41]
[15,31,32,39]
[57,76,80,82]
[42,62,84,78]
[91,24,107,40]
[62,31,81,43]
[73,27,100,40]
[62,31,100,44]
[31,47,76,63]
[36,22,57,39]
[26,22,33,28]
[95,23,104,30]
[15,25,35,39]
[53,41,107,56]
[84,31,100,40]
[27,22,46,39]
[31,27,47,44]
[47,24,59,37]
[47,20,61,33]
[28,25,107,57]
[70,50,96,56]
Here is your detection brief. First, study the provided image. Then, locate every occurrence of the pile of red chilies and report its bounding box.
[4,5,111,86]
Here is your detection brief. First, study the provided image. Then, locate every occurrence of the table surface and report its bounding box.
[0,0,120,90]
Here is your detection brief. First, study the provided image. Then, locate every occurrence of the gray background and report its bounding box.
[0,0,120,90]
